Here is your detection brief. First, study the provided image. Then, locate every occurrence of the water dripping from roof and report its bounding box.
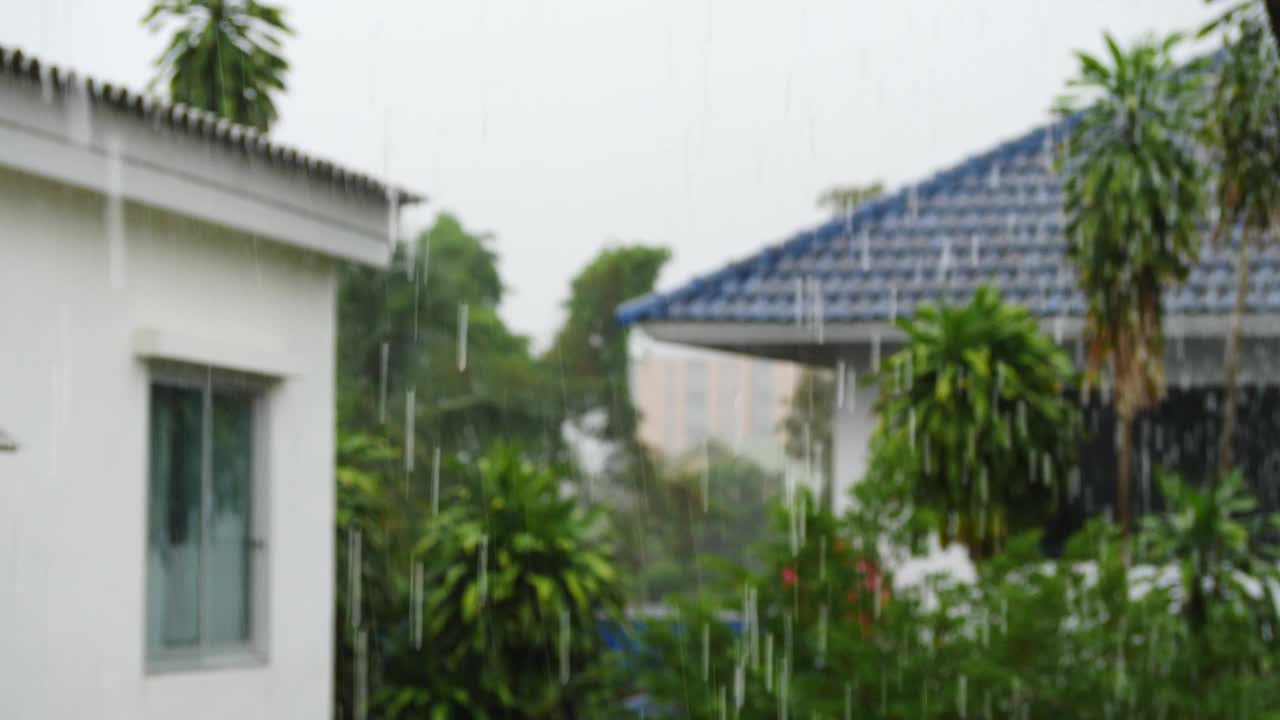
[105,136,125,290]
[64,74,92,147]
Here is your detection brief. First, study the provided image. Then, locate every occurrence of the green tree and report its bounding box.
[1203,14,1280,475]
[337,214,563,471]
[870,285,1081,562]
[815,182,886,215]
[1205,0,1280,55]
[546,244,671,450]
[143,0,292,131]
[402,444,625,718]
[1057,33,1209,533]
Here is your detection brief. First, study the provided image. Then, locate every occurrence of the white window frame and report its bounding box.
[144,361,272,674]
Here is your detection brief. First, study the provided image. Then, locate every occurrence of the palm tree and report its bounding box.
[1205,14,1280,476]
[1057,33,1210,534]
[1205,0,1280,54]
[143,0,292,132]
[871,285,1081,563]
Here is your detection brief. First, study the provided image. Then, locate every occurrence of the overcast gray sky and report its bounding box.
[8,1,1218,348]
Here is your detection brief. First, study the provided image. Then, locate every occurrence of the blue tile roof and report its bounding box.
[617,118,1280,327]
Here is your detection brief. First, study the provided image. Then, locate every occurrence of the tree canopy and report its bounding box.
[143,0,293,131]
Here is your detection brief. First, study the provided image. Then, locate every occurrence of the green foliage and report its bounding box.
[638,469,1280,719]
[544,244,671,447]
[336,442,626,719]
[143,0,292,131]
[1140,471,1280,635]
[870,284,1081,561]
[337,214,564,471]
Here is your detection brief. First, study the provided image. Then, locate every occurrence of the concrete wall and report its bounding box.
[830,379,878,515]
[0,166,336,719]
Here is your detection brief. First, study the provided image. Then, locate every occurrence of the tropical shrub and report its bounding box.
[870,284,1081,561]
[335,441,626,719]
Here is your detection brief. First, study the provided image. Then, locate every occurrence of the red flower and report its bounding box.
[782,566,798,586]
[846,589,859,604]
[833,539,848,553]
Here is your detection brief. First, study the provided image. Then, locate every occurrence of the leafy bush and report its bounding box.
[636,469,1280,719]
[336,440,626,719]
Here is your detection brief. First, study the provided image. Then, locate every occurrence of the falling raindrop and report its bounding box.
[411,561,424,649]
[457,303,469,372]
[105,136,126,289]
[733,662,744,710]
[794,277,804,325]
[872,332,882,372]
[813,276,826,344]
[836,359,847,410]
[817,603,829,663]
[861,227,871,271]
[971,233,981,267]
[559,607,571,685]
[431,446,442,515]
[702,440,711,513]
[378,342,389,424]
[478,533,489,607]
[958,674,968,719]
[765,632,774,693]
[355,628,368,720]
[702,623,711,681]
[404,386,416,473]
[349,527,362,629]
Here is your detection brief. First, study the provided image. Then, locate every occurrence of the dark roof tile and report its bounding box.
[617,115,1279,327]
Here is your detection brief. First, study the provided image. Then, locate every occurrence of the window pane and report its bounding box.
[147,384,203,650]
[207,390,253,644]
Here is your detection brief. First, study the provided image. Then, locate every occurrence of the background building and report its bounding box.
[630,341,801,468]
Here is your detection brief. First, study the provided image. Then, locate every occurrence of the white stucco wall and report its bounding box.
[0,167,336,719]
[831,379,878,515]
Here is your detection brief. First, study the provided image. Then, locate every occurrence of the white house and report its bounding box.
[0,46,420,719]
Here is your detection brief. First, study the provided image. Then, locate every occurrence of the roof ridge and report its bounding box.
[0,44,424,205]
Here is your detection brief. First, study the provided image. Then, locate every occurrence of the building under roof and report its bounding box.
[618,114,1280,533]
